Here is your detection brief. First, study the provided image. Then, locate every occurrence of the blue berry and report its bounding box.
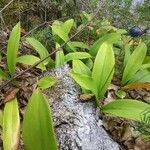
[129,26,142,37]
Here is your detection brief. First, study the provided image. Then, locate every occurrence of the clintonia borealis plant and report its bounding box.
[0,18,150,149]
[122,42,148,85]
[70,42,150,122]
[70,42,115,104]
[0,22,58,150]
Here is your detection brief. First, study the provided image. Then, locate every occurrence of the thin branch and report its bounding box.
[0,7,100,90]
[0,0,14,14]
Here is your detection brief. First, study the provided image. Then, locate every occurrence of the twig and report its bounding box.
[0,7,100,90]
[0,0,14,13]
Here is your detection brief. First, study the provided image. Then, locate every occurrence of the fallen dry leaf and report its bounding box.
[122,83,150,91]
[4,88,19,103]
[79,93,95,102]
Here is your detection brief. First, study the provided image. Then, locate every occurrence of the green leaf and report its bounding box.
[115,90,126,99]
[85,58,94,70]
[140,64,150,70]
[101,99,150,121]
[55,51,65,68]
[72,60,91,76]
[0,68,10,80]
[3,98,20,150]
[0,110,3,127]
[123,43,131,67]
[22,89,58,150]
[64,52,92,62]
[7,22,20,74]
[70,72,95,93]
[143,56,150,64]
[128,69,150,83]
[52,22,76,52]
[17,55,46,71]
[89,33,121,56]
[71,41,89,49]
[92,42,115,100]
[62,19,74,34]
[26,38,54,65]
[122,43,147,85]
[38,76,56,90]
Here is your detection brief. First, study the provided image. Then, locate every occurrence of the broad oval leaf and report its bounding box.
[72,60,91,76]
[122,43,147,85]
[25,38,54,65]
[62,19,74,34]
[128,69,150,83]
[22,89,58,150]
[38,76,56,90]
[70,72,95,92]
[89,33,121,56]
[17,55,46,71]
[101,99,150,121]
[92,42,115,100]
[7,22,20,74]
[51,21,76,52]
[3,98,20,150]
[64,52,92,62]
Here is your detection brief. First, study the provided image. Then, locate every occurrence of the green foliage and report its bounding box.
[70,73,95,92]
[92,42,115,100]
[3,98,20,150]
[0,110,3,127]
[122,43,147,85]
[38,76,56,90]
[89,33,121,56]
[52,19,89,52]
[136,107,150,140]
[25,37,54,66]
[1,11,150,148]
[7,22,21,75]
[17,55,46,71]
[0,68,10,80]
[71,42,115,103]
[55,51,65,68]
[64,52,92,62]
[52,19,76,51]
[128,69,150,83]
[22,89,58,150]
[123,42,131,67]
[115,90,126,99]
[73,60,91,76]
[101,99,150,121]
[55,50,92,68]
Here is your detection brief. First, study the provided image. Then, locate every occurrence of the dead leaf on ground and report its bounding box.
[4,88,19,103]
[79,93,95,102]
[122,83,150,91]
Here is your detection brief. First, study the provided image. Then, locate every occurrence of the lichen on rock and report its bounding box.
[43,64,120,150]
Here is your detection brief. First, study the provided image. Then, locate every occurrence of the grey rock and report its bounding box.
[43,64,120,150]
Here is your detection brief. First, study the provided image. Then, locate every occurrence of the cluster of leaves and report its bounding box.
[0,14,150,149]
[0,22,58,149]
